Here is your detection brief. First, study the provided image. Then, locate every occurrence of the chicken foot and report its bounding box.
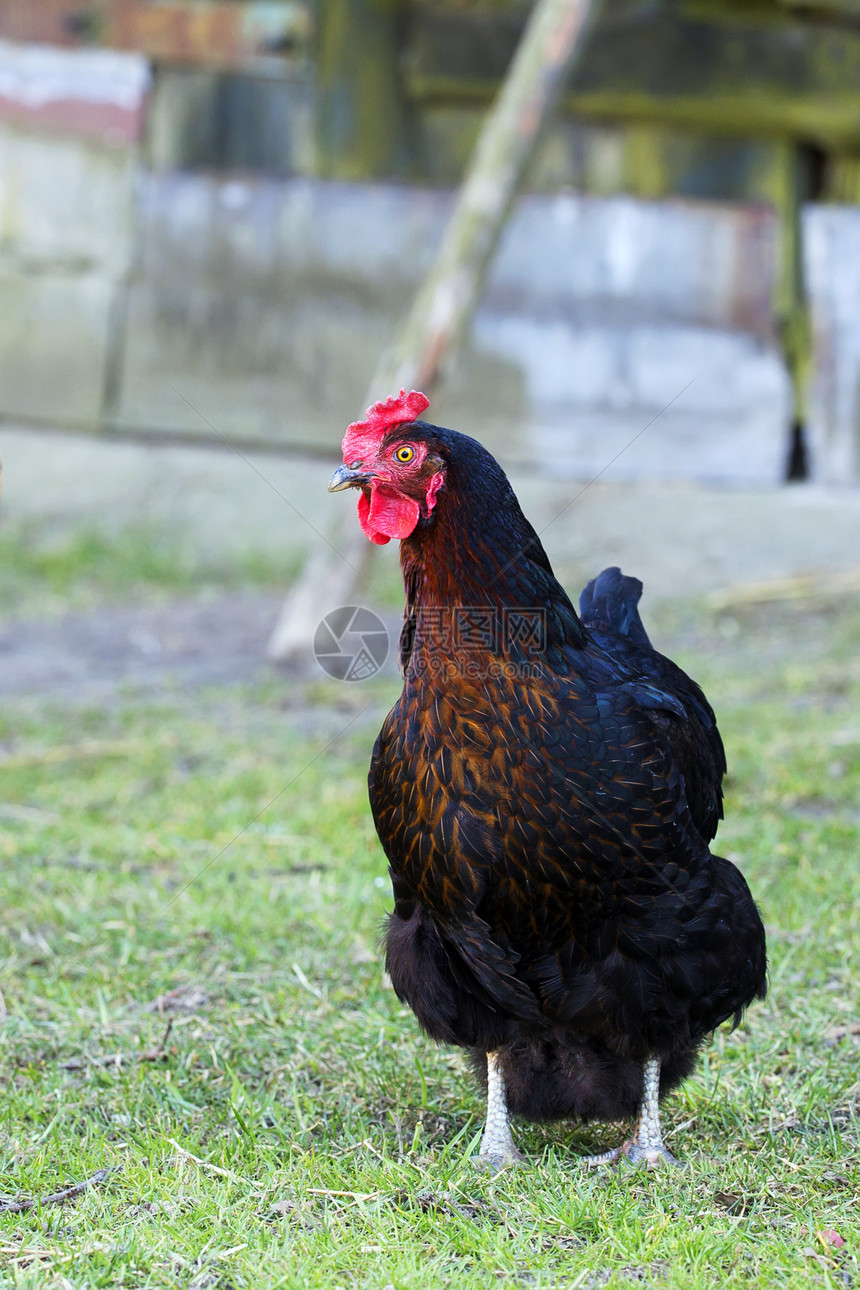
[583,1058,678,1169]
[475,1050,523,1170]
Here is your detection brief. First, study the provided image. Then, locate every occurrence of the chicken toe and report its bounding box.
[583,1058,679,1169]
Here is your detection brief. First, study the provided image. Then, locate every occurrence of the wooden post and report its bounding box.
[314,0,414,180]
[268,0,602,661]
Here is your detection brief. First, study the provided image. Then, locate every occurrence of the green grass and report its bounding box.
[0,521,303,618]
[0,567,858,1286]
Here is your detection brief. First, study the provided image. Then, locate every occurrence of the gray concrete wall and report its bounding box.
[0,42,147,427]
[116,176,791,485]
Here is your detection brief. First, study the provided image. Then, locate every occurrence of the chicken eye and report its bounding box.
[395,445,415,463]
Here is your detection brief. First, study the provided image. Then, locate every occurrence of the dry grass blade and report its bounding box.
[165,1141,263,1194]
[707,568,860,610]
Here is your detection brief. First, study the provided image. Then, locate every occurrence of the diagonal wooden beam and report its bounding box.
[269,0,603,662]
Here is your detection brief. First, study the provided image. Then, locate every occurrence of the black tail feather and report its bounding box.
[579,566,652,648]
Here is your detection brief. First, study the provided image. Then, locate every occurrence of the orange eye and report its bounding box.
[395,445,415,463]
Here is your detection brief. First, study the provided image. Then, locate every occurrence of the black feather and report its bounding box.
[579,566,652,648]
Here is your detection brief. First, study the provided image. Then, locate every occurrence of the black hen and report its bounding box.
[329,391,766,1167]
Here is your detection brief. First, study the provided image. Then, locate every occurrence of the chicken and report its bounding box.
[328,389,767,1168]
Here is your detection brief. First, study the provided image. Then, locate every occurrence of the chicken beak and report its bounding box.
[328,464,373,492]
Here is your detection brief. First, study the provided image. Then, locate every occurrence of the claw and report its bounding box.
[581,1058,680,1170]
[582,1140,680,1170]
[623,1143,679,1169]
[473,1146,524,1174]
[582,1144,624,1168]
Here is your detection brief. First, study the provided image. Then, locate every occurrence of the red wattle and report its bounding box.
[358,483,420,544]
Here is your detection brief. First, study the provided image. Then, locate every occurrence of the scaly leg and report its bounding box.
[475,1051,523,1170]
[583,1058,679,1169]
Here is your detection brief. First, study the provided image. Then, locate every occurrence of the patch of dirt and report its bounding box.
[0,592,285,699]
[0,592,404,707]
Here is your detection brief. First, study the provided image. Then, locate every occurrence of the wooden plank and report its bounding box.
[0,2,311,71]
[408,0,860,146]
[314,0,413,180]
[690,0,860,20]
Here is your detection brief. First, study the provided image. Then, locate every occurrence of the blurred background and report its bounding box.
[2,0,860,668]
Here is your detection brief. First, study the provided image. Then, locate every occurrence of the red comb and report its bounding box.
[342,389,430,462]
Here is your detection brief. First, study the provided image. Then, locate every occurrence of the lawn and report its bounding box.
[0,527,858,1289]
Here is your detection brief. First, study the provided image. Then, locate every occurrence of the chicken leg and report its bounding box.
[584,1058,678,1168]
[475,1051,523,1170]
